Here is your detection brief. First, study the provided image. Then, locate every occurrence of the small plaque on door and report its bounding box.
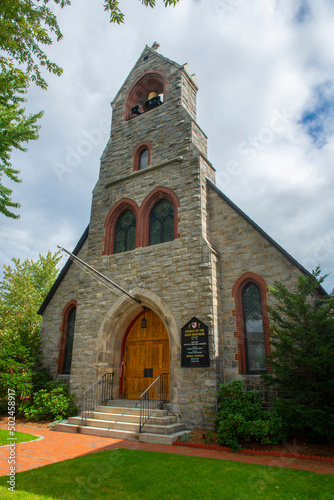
[144,368,153,378]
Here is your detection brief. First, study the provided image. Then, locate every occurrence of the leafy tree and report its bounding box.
[262,268,334,442]
[0,60,42,218]
[0,251,61,404]
[0,335,34,407]
[107,0,180,24]
[0,0,180,218]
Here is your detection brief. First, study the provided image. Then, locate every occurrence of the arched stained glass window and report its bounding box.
[114,210,136,254]
[149,199,174,246]
[242,283,267,373]
[139,149,149,169]
[62,307,76,375]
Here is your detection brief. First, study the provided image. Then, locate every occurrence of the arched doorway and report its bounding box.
[121,309,169,400]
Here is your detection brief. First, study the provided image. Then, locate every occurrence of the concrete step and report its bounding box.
[96,406,141,416]
[56,398,187,445]
[105,399,141,408]
[55,423,187,445]
[96,406,169,418]
[142,422,185,435]
[92,412,140,423]
[69,417,139,432]
[138,431,187,445]
[105,399,161,409]
[70,417,182,435]
[55,423,139,441]
[90,411,176,426]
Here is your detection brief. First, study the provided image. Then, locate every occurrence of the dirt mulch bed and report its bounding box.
[177,430,334,460]
[0,414,53,430]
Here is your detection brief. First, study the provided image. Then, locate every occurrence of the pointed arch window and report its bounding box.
[149,199,174,246]
[62,307,76,374]
[114,210,136,254]
[242,283,267,373]
[58,300,77,375]
[139,149,149,169]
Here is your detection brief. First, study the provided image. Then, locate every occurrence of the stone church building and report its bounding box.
[39,45,309,429]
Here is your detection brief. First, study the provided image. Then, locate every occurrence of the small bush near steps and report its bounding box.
[24,382,78,421]
[216,381,287,452]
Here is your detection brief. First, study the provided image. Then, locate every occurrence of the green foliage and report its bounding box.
[0,250,61,341]
[180,432,191,443]
[104,0,180,24]
[0,59,43,218]
[0,335,34,402]
[0,1,70,90]
[0,0,69,217]
[262,268,334,442]
[31,366,53,394]
[215,381,287,452]
[24,382,78,421]
[0,251,60,405]
[0,0,180,218]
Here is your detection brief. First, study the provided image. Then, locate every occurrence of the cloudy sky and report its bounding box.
[1,0,334,292]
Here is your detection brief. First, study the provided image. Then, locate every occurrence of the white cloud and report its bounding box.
[1,0,333,292]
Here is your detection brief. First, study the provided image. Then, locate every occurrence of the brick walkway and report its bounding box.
[0,424,333,476]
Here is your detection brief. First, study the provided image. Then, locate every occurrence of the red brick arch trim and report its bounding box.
[133,141,152,171]
[140,187,181,247]
[102,198,140,255]
[57,299,77,374]
[231,272,271,375]
[124,70,168,121]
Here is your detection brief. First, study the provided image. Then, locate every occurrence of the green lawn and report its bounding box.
[0,429,39,446]
[0,449,334,500]
[0,448,333,499]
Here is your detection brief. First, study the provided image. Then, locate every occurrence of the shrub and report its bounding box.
[215,381,287,452]
[24,383,78,421]
[262,269,334,443]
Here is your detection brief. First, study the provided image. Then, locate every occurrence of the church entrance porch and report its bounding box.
[121,309,170,400]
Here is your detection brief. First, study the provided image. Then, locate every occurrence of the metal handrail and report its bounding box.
[81,373,113,426]
[139,373,169,432]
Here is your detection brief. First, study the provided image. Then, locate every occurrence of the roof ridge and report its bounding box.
[206,178,327,295]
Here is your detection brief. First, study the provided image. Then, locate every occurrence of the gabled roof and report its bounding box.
[206,178,326,294]
[111,45,182,106]
[37,226,89,315]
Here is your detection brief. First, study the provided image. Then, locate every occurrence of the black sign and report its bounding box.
[181,317,210,367]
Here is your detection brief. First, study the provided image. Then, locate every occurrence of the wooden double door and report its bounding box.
[122,309,169,400]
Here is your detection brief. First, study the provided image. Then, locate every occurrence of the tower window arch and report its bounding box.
[139,149,149,169]
[114,209,136,254]
[242,282,267,373]
[124,70,167,120]
[133,142,152,171]
[149,199,174,246]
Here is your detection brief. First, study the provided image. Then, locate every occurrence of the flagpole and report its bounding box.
[58,245,142,305]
